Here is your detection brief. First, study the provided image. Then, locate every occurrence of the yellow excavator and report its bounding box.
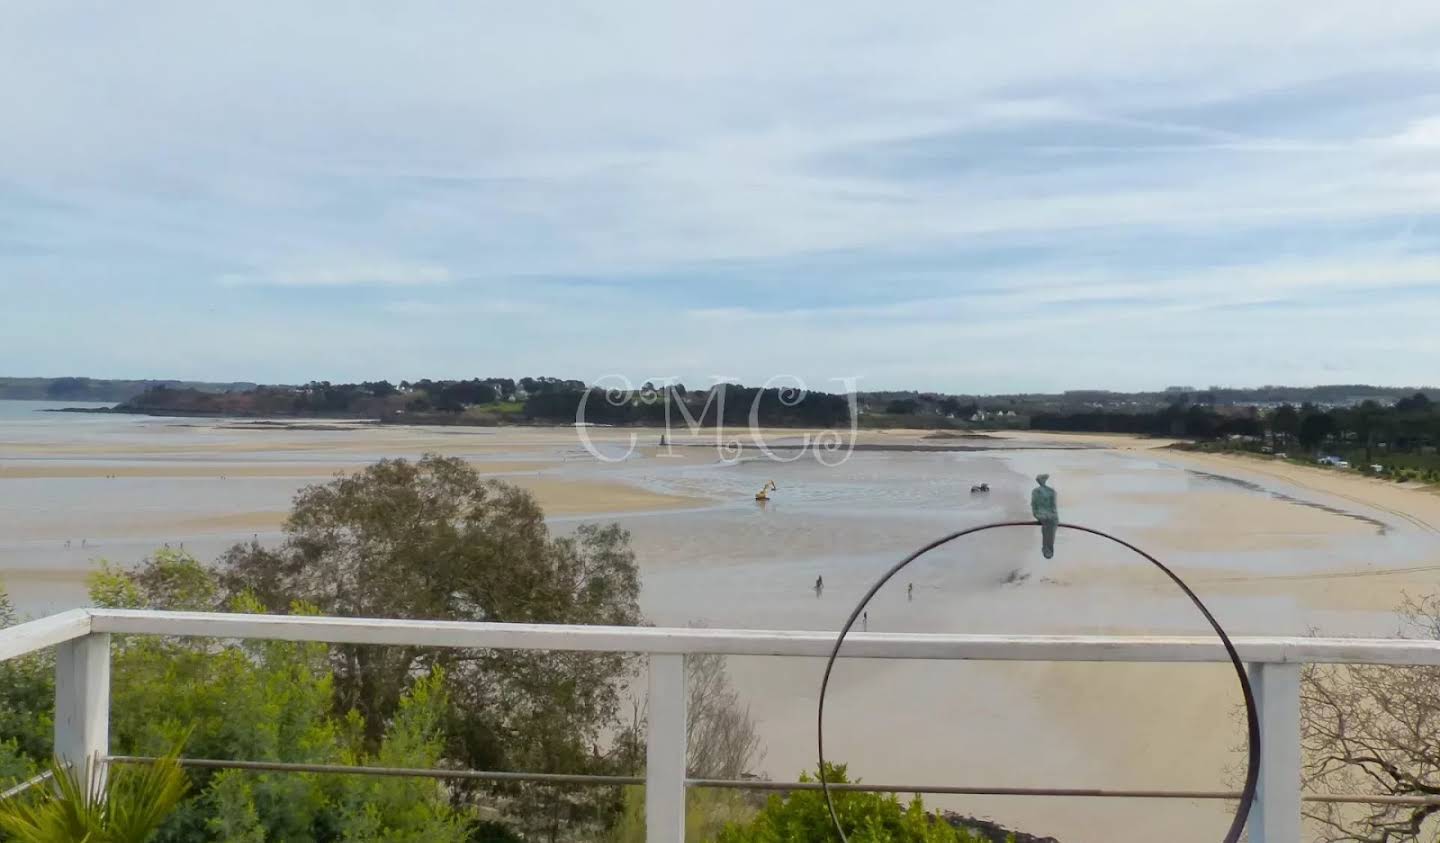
[755,480,778,502]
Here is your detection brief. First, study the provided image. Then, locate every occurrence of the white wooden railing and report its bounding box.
[6,608,1440,841]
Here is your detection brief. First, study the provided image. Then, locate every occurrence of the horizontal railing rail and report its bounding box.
[5,607,1438,841]
[0,769,56,803]
[80,608,1440,665]
[106,755,1440,806]
[5,608,1440,665]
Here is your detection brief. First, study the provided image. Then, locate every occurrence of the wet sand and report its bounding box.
[5,410,1440,842]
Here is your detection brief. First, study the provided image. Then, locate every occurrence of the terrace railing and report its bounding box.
[7,607,1440,841]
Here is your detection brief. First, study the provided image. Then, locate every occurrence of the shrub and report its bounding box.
[714,764,983,843]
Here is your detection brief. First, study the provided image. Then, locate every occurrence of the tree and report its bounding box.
[1395,392,1433,414]
[714,764,980,842]
[686,652,763,780]
[1346,400,1386,465]
[1303,593,1440,842]
[1271,404,1301,445]
[1183,404,1217,438]
[1299,411,1338,452]
[215,455,643,837]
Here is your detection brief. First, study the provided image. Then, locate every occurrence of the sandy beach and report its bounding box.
[4,409,1440,842]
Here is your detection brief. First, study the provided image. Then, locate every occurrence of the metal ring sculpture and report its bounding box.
[817,521,1259,843]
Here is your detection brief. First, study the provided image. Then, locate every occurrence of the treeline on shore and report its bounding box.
[113,379,859,427]
[0,375,260,402]
[1038,393,1440,472]
[91,379,1440,470]
[1037,392,1437,446]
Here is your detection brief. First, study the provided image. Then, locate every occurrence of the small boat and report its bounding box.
[755,480,778,502]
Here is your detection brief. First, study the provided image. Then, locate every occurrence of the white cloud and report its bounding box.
[1388,116,1440,147]
[220,262,452,287]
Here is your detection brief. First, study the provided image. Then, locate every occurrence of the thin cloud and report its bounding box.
[219,262,453,287]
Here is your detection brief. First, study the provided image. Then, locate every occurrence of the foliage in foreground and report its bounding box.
[0,743,189,843]
[714,764,985,843]
[0,556,473,842]
[213,455,645,838]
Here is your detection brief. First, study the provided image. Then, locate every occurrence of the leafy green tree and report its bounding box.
[213,456,642,838]
[1299,411,1338,452]
[332,670,469,842]
[714,764,981,843]
[1269,404,1300,445]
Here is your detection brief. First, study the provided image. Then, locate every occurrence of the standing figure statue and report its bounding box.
[1031,474,1058,559]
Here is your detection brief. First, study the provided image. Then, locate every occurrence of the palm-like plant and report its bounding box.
[0,744,189,843]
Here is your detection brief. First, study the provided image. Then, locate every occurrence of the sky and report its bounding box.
[3,2,1440,393]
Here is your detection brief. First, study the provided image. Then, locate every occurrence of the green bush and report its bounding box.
[714,764,984,843]
[0,558,475,843]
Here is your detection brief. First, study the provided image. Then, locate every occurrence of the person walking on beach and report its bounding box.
[907,582,913,601]
[862,611,869,631]
[814,575,824,598]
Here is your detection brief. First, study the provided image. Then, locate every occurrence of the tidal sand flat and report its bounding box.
[4,404,1440,841]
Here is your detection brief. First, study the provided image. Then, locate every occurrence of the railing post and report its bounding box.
[646,654,687,842]
[1249,663,1301,843]
[54,633,111,784]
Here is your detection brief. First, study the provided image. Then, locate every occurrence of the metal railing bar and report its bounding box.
[689,778,1242,799]
[695,780,1440,805]
[1303,793,1440,806]
[106,758,1440,806]
[0,769,56,802]
[83,609,1440,666]
[106,756,643,786]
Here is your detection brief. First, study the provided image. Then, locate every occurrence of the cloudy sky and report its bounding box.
[3,2,1440,392]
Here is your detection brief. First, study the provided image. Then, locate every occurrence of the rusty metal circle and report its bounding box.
[817,520,1259,843]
